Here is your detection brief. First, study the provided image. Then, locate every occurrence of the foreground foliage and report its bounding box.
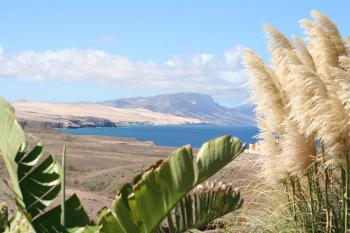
[244,10,350,233]
[0,97,244,233]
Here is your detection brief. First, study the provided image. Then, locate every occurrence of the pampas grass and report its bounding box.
[243,49,286,132]
[293,36,316,72]
[339,56,350,72]
[311,10,346,57]
[224,177,299,233]
[241,10,350,233]
[300,19,339,68]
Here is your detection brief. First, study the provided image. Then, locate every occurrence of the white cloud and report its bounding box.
[0,45,249,102]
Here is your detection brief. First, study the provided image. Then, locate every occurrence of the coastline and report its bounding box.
[18,118,208,129]
[19,118,256,129]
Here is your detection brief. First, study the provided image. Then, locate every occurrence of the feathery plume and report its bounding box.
[243,48,286,133]
[257,118,288,184]
[300,19,339,68]
[260,27,317,174]
[282,50,348,164]
[263,25,294,86]
[293,36,316,72]
[300,19,344,98]
[280,121,315,177]
[339,56,350,72]
[244,48,315,181]
[311,10,346,57]
[327,67,350,116]
[243,49,290,183]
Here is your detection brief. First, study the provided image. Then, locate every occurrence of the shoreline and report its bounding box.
[19,119,209,129]
[58,123,257,129]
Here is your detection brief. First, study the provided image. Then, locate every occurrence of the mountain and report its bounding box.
[231,103,255,118]
[13,101,203,128]
[100,93,256,125]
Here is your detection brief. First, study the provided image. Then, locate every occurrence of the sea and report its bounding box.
[60,125,259,148]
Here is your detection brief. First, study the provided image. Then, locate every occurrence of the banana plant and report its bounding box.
[0,202,8,232]
[0,97,245,233]
[155,181,242,233]
[97,135,244,233]
[0,97,90,233]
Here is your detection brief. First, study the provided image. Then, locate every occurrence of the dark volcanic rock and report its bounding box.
[19,117,116,129]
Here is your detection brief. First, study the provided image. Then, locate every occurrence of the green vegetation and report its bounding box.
[0,203,7,232]
[238,10,350,233]
[6,8,349,233]
[0,97,244,232]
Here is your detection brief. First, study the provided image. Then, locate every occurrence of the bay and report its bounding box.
[60,125,259,148]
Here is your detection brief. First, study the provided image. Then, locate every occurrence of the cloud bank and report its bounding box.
[0,46,248,101]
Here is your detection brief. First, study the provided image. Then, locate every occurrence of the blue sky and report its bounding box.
[0,1,349,107]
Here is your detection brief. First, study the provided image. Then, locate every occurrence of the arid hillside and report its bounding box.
[12,101,203,128]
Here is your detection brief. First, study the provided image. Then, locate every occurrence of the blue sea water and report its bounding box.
[60,125,259,148]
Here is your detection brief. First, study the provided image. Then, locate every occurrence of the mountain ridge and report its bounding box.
[100,93,255,125]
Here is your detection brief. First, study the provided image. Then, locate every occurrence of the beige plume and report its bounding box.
[244,48,316,181]
[300,19,343,99]
[328,67,350,116]
[293,36,316,72]
[339,56,350,72]
[280,121,315,178]
[282,50,348,164]
[257,118,289,184]
[300,19,339,68]
[263,24,294,87]
[311,10,346,57]
[243,48,286,133]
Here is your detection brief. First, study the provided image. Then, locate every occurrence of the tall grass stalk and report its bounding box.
[343,155,349,233]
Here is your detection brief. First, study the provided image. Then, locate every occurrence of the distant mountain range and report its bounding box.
[13,93,256,128]
[100,93,256,125]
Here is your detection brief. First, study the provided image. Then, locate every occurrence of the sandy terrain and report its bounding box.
[12,101,203,127]
[0,127,258,219]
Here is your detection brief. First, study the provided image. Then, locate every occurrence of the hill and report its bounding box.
[12,101,203,128]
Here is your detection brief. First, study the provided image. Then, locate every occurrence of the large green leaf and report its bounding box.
[0,97,91,232]
[197,136,244,183]
[17,144,61,218]
[0,96,61,215]
[33,194,90,233]
[99,135,244,233]
[155,181,243,233]
[10,143,90,233]
[0,97,26,203]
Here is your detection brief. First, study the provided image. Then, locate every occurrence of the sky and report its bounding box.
[0,1,349,107]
